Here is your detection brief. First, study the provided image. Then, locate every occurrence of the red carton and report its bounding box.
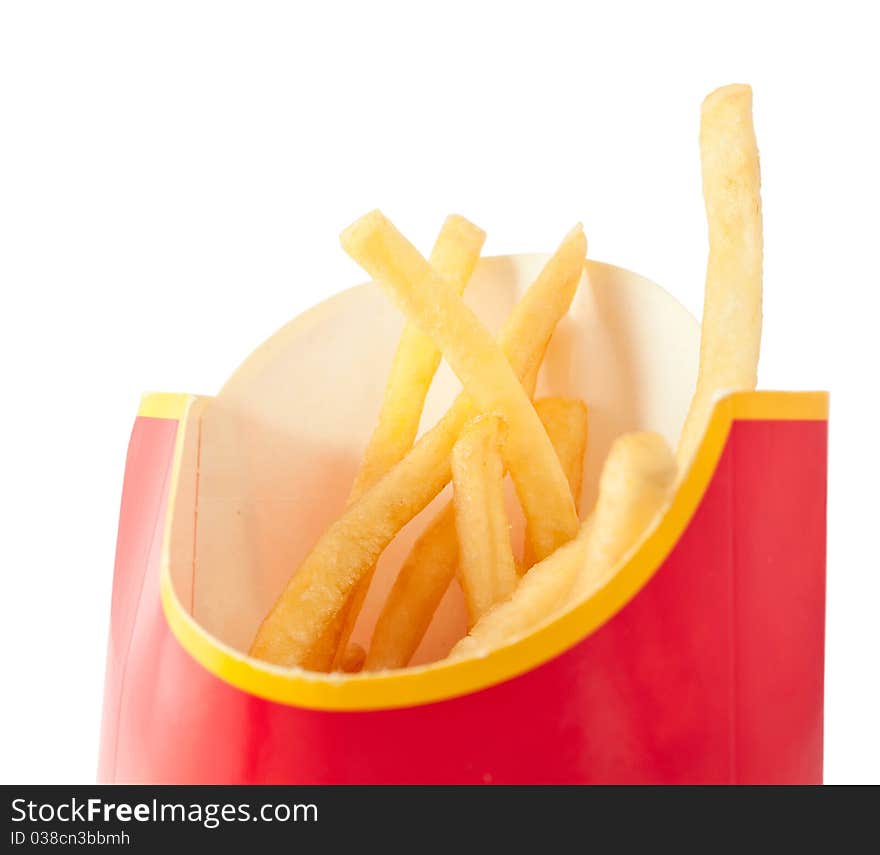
[99,256,828,783]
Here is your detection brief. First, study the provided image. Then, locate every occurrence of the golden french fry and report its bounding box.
[365,503,458,671]
[449,524,592,660]
[324,215,486,671]
[366,385,582,671]
[568,432,677,603]
[451,432,676,660]
[250,225,586,668]
[341,211,580,561]
[350,215,487,497]
[523,397,588,569]
[338,642,366,674]
[677,84,763,469]
[452,415,517,627]
[520,355,542,399]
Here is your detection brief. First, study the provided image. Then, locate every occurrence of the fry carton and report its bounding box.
[99,255,827,783]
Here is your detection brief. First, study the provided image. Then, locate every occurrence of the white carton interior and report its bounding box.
[169,255,700,665]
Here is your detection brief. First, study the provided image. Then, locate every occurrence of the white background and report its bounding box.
[1,1,877,784]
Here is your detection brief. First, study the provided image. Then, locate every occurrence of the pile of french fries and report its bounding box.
[249,83,763,673]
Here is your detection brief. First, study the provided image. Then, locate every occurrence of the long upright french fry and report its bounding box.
[450,432,676,660]
[341,211,580,561]
[452,415,517,626]
[321,215,485,671]
[677,84,763,469]
[522,397,588,569]
[249,226,586,668]
[365,391,584,670]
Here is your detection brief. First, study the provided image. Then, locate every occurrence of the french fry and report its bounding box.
[449,524,591,661]
[568,432,676,603]
[365,390,583,670]
[450,432,676,660]
[677,84,763,469]
[338,642,366,674]
[452,415,517,627]
[322,215,486,671]
[249,225,586,668]
[365,504,458,671]
[341,211,580,561]
[520,353,542,399]
[350,215,487,497]
[522,397,589,569]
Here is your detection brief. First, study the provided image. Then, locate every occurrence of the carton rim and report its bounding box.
[148,388,829,711]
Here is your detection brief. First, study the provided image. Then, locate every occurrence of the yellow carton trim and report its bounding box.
[155,389,828,711]
[138,392,192,421]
